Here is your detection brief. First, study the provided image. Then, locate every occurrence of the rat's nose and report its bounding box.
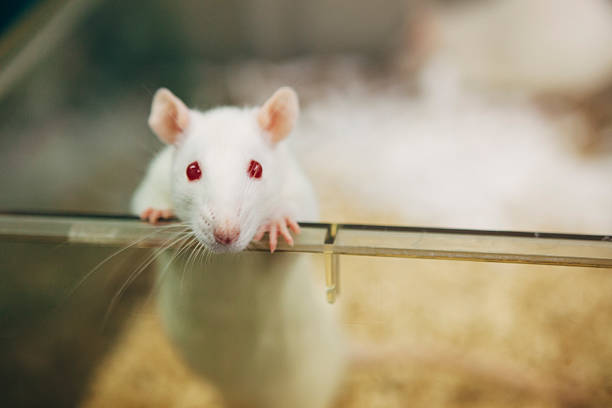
[213,225,240,245]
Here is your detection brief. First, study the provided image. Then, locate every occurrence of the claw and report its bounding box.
[269,225,278,253]
[253,225,266,241]
[286,217,301,234]
[140,208,151,221]
[279,221,293,246]
[140,208,174,225]
[255,216,300,252]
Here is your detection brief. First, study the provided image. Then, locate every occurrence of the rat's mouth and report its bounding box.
[209,242,245,254]
[191,228,249,254]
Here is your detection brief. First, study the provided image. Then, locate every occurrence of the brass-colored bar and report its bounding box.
[0,214,610,269]
[324,223,340,303]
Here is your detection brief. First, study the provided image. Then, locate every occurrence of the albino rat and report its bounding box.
[131,87,346,408]
[128,86,590,408]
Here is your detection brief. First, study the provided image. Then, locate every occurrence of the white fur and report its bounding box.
[132,102,345,408]
[291,60,612,234]
[132,105,319,251]
[157,252,345,408]
[132,146,174,215]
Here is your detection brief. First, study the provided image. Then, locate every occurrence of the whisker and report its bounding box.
[101,228,192,327]
[181,229,205,291]
[148,232,196,305]
[185,242,202,288]
[67,222,188,298]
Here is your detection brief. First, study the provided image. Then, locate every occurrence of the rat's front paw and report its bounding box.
[140,208,174,225]
[253,217,301,253]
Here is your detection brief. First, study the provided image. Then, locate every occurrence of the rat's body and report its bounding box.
[131,87,345,408]
[156,251,344,408]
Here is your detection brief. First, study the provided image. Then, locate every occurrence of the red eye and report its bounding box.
[248,160,263,179]
[186,161,202,181]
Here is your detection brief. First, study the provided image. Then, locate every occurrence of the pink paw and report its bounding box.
[253,217,301,253]
[140,208,174,224]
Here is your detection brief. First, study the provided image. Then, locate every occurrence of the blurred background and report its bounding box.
[1,0,611,407]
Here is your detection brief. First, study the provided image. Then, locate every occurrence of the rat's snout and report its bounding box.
[213,223,241,245]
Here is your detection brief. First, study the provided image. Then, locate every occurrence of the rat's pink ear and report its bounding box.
[257,87,299,143]
[148,88,190,145]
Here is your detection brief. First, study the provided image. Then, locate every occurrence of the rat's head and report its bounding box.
[148,86,299,253]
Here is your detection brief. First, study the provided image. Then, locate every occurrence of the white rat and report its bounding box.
[127,86,590,408]
[131,87,346,408]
